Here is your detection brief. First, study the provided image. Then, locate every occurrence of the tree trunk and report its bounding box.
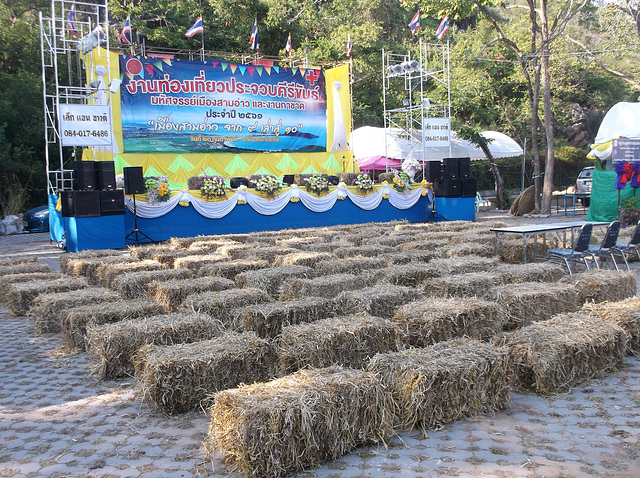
[540,0,555,214]
[480,143,505,209]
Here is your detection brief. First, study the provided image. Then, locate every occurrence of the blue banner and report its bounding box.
[119,55,327,153]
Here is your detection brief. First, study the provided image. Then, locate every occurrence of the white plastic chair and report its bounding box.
[475,192,490,212]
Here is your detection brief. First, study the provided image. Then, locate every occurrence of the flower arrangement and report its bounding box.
[144,176,171,203]
[402,157,420,173]
[305,174,329,196]
[354,173,374,194]
[619,196,640,226]
[391,172,407,193]
[255,175,281,199]
[201,176,226,200]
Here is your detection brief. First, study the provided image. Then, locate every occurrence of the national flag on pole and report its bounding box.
[435,16,449,40]
[250,18,258,50]
[119,14,132,44]
[67,2,79,39]
[408,10,420,36]
[346,34,352,58]
[186,15,203,38]
[285,33,292,57]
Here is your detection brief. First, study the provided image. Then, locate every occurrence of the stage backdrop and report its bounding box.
[85,49,357,188]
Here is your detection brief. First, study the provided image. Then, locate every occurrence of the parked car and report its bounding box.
[23,205,50,233]
[575,166,593,206]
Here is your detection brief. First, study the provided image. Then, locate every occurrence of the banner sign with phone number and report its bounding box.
[58,104,113,147]
[119,55,327,154]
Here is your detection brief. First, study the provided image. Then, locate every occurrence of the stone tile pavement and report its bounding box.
[1,217,640,477]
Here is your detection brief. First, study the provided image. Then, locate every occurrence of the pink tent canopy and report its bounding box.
[357,155,402,171]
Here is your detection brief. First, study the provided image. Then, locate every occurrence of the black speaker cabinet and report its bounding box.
[328,175,339,185]
[61,190,101,217]
[230,177,249,188]
[461,178,477,197]
[73,160,96,191]
[458,157,471,179]
[123,166,145,194]
[283,175,295,185]
[434,179,461,197]
[424,161,442,183]
[96,161,116,190]
[442,158,459,180]
[100,189,125,215]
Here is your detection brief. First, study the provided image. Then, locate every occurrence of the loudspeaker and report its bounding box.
[73,160,96,191]
[442,158,459,180]
[434,179,461,197]
[96,161,116,190]
[100,189,125,215]
[61,190,101,217]
[123,166,145,194]
[230,177,249,188]
[458,157,471,179]
[424,161,442,183]
[328,175,339,185]
[461,178,477,197]
[283,175,295,185]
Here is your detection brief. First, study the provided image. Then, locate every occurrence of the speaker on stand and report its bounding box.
[73,160,96,191]
[123,166,152,243]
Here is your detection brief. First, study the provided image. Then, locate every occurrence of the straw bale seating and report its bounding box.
[244,246,300,264]
[294,242,336,253]
[86,312,225,379]
[0,256,40,267]
[334,244,394,259]
[199,259,269,280]
[425,271,505,298]
[95,259,166,287]
[377,263,441,287]
[62,298,165,350]
[59,249,128,273]
[278,273,374,301]
[362,235,414,248]
[65,255,137,283]
[150,249,209,267]
[434,242,494,259]
[485,282,580,330]
[314,257,388,275]
[205,366,392,478]
[582,296,640,356]
[335,284,423,318]
[216,243,254,260]
[497,237,557,264]
[188,238,240,252]
[110,268,193,298]
[272,251,335,268]
[368,338,511,431]
[231,297,335,338]
[0,272,62,302]
[6,277,89,317]
[149,276,235,312]
[494,262,565,283]
[30,287,122,334]
[274,236,326,248]
[393,297,506,347]
[501,312,627,394]
[173,253,227,271]
[0,262,51,278]
[427,255,499,275]
[559,270,637,304]
[277,315,405,374]
[179,288,273,325]
[134,331,276,414]
[128,243,175,260]
[235,265,313,297]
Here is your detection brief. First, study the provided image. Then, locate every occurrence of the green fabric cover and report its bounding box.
[587,167,635,222]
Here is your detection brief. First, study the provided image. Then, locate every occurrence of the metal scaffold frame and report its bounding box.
[40,0,113,196]
[381,40,451,171]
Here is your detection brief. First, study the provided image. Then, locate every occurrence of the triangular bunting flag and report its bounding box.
[162,58,172,66]
[221,62,229,71]
[238,65,247,75]
[211,61,218,68]
[291,68,298,76]
[299,68,306,77]
[264,66,272,75]
[247,66,255,76]
[230,64,238,74]
[154,61,163,71]
[256,66,264,76]
[272,66,280,73]
[144,64,154,76]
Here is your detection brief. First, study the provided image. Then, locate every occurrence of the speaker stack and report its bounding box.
[63,161,124,217]
[434,157,475,198]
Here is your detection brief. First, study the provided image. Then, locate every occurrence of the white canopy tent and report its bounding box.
[588,102,640,161]
[351,126,523,162]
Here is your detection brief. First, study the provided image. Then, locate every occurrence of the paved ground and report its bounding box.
[1,212,639,478]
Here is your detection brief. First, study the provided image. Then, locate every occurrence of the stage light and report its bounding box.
[392,64,404,75]
[409,60,421,71]
[401,61,413,72]
[108,79,122,94]
[387,66,396,77]
[78,26,105,54]
[402,98,410,107]
[88,80,101,90]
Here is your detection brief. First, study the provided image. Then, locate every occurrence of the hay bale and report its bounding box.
[0,272,62,301]
[425,272,505,299]
[62,299,164,350]
[435,242,494,259]
[128,243,175,260]
[0,255,39,267]
[278,273,373,301]
[559,270,637,304]
[272,251,335,268]
[277,315,405,374]
[497,237,557,264]
[110,268,193,299]
[150,276,235,312]
[427,255,499,275]
[134,332,277,414]
[393,297,506,347]
[582,297,640,356]
[67,256,138,283]
[199,259,270,280]
[0,263,51,278]
[335,284,422,318]
[502,312,627,394]
[59,249,126,273]
[189,238,240,251]
[315,257,388,275]
[381,250,439,265]
[216,243,253,260]
[362,235,413,248]
[232,297,335,338]
[173,253,227,271]
[291,242,336,253]
[399,238,451,252]
[205,366,392,478]
[86,312,225,379]
[151,249,208,268]
[180,288,273,325]
[245,246,300,264]
[334,244,394,259]
[96,259,166,287]
[169,236,198,249]
[495,262,565,284]
[368,338,511,431]
[377,263,441,287]
[30,287,122,334]
[274,236,326,248]
[235,265,312,297]
[6,277,89,317]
